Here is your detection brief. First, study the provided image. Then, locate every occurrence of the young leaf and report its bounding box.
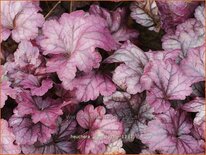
[14,41,41,69]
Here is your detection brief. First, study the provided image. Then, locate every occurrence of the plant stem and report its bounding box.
[69,1,73,13]
[45,1,61,19]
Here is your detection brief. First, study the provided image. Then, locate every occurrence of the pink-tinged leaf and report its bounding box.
[156,0,199,33]
[140,149,156,154]
[162,17,205,59]
[145,59,192,113]
[182,97,205,126]
[113,64,152,94]
[20,74,53,96]
[1,27,11,42]
[191,123,205,141]
[14,41,41,69]
[1,1,44,42]
[0,80,12,109]
[16,92,63,126]
[195,4,205,26]
[4,61,24,86]
[40,11,116,86]
[106,41,147,68]
[180,45,205,83]
[4,41,51,96]
[146,49,180,61]
[76,104,106,129]
[21,118,77,154]
[146,86,171,113]
[9,110,56,145]
[0,119,21,154]
[54,84,79,115]
[106,41,151,94]
[89,4,121,33]
[69,71,116,102]
[77,135,106,154]
[0,65,16,108]
[105,139,125,154]
[140,109,203,154]
[104,91,154,142]
[46,54,77,89]
[130,1,160,32]
[89,5,138,43]
[112,27,139,43]
[76,105,123,154]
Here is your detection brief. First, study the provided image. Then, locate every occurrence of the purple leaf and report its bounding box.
[54,84,79,115]
[69,71,116,102]
[20,74,53,96]
[9,110,56,145]
[16,92,63,126]
[76,105,123,154]
[40,11,117,88]
[162,4,205,59]
[104,91,154,142]
[191,81,205,97]
[156,0,199,33]
[90,5,138,43]
[145,59,192,113]
[140,109,204,154]
[180,45,205,83]
[145,49,180,61]
[106,41,181,95]
[21,118,77,154]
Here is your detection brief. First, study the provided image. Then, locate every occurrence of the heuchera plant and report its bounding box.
[0,1,205,154]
